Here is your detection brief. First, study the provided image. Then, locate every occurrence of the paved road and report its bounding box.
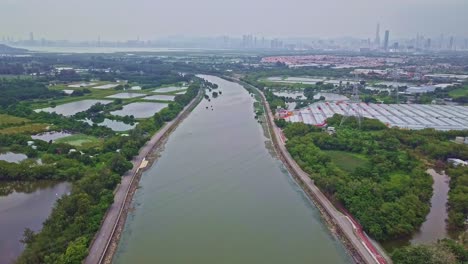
[85,91,202,264]
[254,84,389,264]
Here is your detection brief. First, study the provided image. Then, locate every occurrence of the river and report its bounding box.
[0,181,70,264]
[382,169,451,251]
[114,75,350,263]
[411,169,450,244]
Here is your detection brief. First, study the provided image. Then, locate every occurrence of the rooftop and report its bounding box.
[285,102,468,131]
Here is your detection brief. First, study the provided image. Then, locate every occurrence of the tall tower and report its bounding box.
[340,76,363,128]
[426,38,432,50]
[416,33,420,49]
[449,36,454,50]
[439,34,444,49]
[383,30,390,51]
[391,69,400,104]
[374,23,381,48]
[29,32,34,42]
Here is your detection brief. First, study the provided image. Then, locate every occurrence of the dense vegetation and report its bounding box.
[15,82,200,263]
[282,115,468,241]
[392,238,468,264]
[0,78,63,107]
[446,165,468,230]
[284,120,430,240]
[0,67,202,262]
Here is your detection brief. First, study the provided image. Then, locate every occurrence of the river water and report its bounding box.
[411,169,450,244]
[114,75,350,263]
[0,181,70,264]
[382,169,451,251]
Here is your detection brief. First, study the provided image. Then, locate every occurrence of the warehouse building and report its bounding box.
[285,102,468,130]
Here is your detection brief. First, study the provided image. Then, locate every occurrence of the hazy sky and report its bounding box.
[1,0,467,40]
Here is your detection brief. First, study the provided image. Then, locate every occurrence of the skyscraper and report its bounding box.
[449,36,454,50]
[439,34,445,49]
[383,30,390,51]
[416,33,420,49]
[426,38,432,50]
[29,32,34,42]
[374,23,381,47]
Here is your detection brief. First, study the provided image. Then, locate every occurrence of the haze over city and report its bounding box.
[1,0,468,40]
[0,1,467,264]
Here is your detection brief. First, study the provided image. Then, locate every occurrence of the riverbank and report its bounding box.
[84,89,204,264]
[113,75,351,263]
[0,181,70,264]
[232,76,391,264]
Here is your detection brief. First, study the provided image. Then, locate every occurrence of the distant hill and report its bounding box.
[0,44,28,53]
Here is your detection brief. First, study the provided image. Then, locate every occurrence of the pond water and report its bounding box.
[67,82,97,88]
[0,181,71,264]
[143,95,175,101]
[272,91,307,100]
[153,86,187,93]
[83,119,137,131]
[111,102,168,118]
[0,152,28,163]
[287,102,297,110]
[35,100,112,116]
[93,84,119,89]
[313,93,349,101]
[62,90,74,95]
[31,131,73,142]
[114,75,351,264]
[101,119,137,131]
[106,93,146,99]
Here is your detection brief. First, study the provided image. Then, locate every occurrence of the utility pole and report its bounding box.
[340,74,363,128]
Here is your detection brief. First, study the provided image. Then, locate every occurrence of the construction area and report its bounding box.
[283,102,468,130]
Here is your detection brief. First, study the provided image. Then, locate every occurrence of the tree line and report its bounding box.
[279,115,467,263]
[15,79,201,263]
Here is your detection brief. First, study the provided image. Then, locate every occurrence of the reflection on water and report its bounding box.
[35,99,112,116]
[111,102,168,119]
[0,181,70,264]
[106,92,146,99]
[0,152,27,163]
[114,75,351,264]
[32,131,72,142]
[83,118,137,131]
[411,169,450,244]
[383,169,450,251]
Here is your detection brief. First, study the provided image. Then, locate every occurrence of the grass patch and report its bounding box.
[55,134,102,148]
[324,150,368,173]
[0,114,30,126]
[448,86,468,99]
[0,123,48,135]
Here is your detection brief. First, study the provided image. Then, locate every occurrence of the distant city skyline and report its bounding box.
[1,0,467,41]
